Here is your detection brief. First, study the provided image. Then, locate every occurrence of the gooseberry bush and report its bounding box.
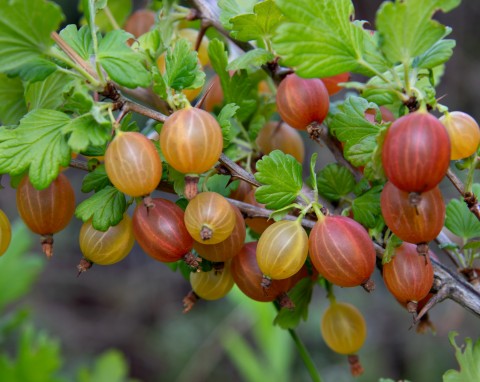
[0,0,480,380]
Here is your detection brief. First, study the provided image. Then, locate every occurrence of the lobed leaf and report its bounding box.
[316,163,355,202]
[0,74,27,125]
[0,0,64,73]
[164,38,205,90]
[58,24,94,61]
[81,164,112,193]
[376,0,460,64]
[97,29,151,88]
[414,38,456,69]
[25,72,74,111]
[63,114,111,153]
[230,0,284,42]
[445,199,480,240]
[351,185,383,228]
[273,0,389,78]
[218,0,257,30]
[75,186,127,231]
[254,150,303,210]
[0,110,71,189]
[443,332,480,382]
[216,103,239,147]
[227,49,275,71]
[208,39,257,121]
[0,325,63,382]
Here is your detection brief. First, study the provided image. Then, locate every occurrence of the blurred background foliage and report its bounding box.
[1,1,480,382]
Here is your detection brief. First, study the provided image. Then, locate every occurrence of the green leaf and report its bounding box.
[316,163,355,202]
[95,0,132,33]
[328,96,380,146]
[62,79,94,115]
[439,243,460,252]
[270,205,296,222]
[77,349,130,382]
[58,24,93,61]
[216,103,239,147]
[203,174,238,197]
[463,241,480,251]
[98,30,151,88]
[138,29,161,60]
[0,0,64,72]
[414,39,456,69]
[308,153,318,190]
[0,74,27,125]
[63,114,112,152]
[81,164,112,193]
[230,0,284,42]
[273,278,313,329]
[328,96,384,172]
[0,221,43,311]
[247,99,276,141]
[382,234,403,265]
[445,199,480,240]
[0,325,63,382]
[348,136,377,167]
[273,0,389,78]
[218,0,256,30]
[443,332,480,382]
[351,185,383,228]
[208,39,257,121]
[165,38,205,91]
[376,0,460,64]
[75,186,127,231]
[25,72,74,111]
[6,58,57,83]
[0,110,71,190]
[167,166,185,197]
[227,49,275,71]
[254,150,303,210]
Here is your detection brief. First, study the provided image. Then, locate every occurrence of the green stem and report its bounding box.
[358,59,391,84]
[232,138,252,151]
[286,329,323,382]
[88,0,99,55]
[298,192,311,206]
[325,281,336,304]
[465,156,478,193]
[264,37,273,54]
[236,121,251,144]
[389,67,403,88]
[403,61,411,95]
[312,203,324,222]
[48,49,101,88]
[103,6,120,30]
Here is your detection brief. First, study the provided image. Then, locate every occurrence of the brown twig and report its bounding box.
[121,99,168,123]
[374,243,480,321]
[446,168,465,194]
[68,157,480,319]
[187,0,253,52]
[434,230,464,268]
[311,122,363,183]
[51,32,98,79]
[187,0,289,83]
[217,153,261,188]
[446,168,480,221]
